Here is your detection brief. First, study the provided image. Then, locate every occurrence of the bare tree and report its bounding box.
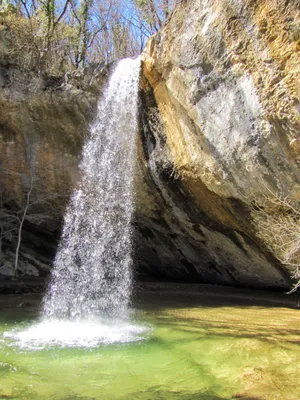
[132,0,177,34]
[0,154,66,278]
[3,0,178,71]
[162,0,169,19]
[38,0,72,70]
[13,172,34,277]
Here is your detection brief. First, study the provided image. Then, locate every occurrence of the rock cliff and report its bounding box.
[0,36,108,276]
[1,0,299,289]
[136,0,300,289]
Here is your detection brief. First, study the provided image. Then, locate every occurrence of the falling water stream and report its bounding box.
[4,57,147,349]
[43,57,140,319]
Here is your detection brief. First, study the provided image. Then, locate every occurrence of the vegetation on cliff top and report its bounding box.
[0,0,178,76]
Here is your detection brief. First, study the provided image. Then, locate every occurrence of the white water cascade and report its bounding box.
[43,57,141,319]
[4,57,149,349]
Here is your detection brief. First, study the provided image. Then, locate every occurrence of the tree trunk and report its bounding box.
[149,0,162,30]
[13,176,33,279]
[163,0,169,19]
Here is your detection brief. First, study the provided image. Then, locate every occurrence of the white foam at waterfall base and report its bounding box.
[3,57,147,349]
[4,318,149,350]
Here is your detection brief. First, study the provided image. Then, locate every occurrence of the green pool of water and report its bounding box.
[0,293,299,400]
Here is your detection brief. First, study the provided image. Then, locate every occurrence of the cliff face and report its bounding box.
[143,0,300,198]
[0,63,108,210]
[0,51,108,276]
[136,0,300,288]
[1,0,299,289]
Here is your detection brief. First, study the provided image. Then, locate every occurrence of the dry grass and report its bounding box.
[251,187,300,293]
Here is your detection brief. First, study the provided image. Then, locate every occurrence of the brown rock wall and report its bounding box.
[138,0,300,288]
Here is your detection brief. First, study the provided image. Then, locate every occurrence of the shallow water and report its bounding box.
[0,292,299,400]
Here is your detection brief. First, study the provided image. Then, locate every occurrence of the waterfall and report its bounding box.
[43,57,140,320]
[3,58,148,349]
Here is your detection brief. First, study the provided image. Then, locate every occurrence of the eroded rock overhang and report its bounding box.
[133,0,300,289]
